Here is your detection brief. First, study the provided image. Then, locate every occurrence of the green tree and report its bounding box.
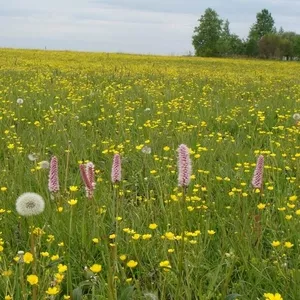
[247,9,276,57]
[258,33,281,58]
[218,20,245,56]
[249,9,276,40]
[192,8,223,57]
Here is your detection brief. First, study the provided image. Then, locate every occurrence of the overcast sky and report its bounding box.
[0,0,299,55]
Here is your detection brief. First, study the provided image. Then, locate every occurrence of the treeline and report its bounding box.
[192,8,300,60]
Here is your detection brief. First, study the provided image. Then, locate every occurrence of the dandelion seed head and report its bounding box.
[39,160,50,169]
[293,113,300,121]
[28,153,38,161]
[16,98,24,105]
[142,146,152,154]
[16,192,45,216]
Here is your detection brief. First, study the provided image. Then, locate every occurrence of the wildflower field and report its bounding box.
[0,48,300,300]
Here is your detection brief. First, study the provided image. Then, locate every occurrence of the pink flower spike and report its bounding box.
[48,156,59,193]
[85,162,96,199]
[80,164,93,191]
[111,154,121,183]
[86,162,95,190]
[177,144,192,187]
[252,155,264,189]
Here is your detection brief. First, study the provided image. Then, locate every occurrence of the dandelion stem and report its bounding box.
[30,219,37,300]
[19,262,26,300]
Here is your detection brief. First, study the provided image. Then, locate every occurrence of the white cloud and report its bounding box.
[0,0,299,54]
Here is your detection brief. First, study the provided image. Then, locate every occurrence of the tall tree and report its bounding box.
[192,8,223,57]
[247,9,275,57]
[218,19,245,56]
[258,33,281,58]
[249,9,276,40]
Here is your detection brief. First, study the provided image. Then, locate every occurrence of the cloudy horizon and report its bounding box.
[0,0,299,55]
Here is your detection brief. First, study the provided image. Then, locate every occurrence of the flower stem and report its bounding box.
[30,219,37,300]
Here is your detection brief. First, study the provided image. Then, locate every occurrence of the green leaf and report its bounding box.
[72,287,83,300]
[119,286,135,300]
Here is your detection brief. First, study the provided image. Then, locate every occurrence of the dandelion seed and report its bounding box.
[251,155,264,189]
[16,98,24,105]
[39,160,50,169]
[141,146,152,154]
[48,156,59,193]
[28,153,38,161]
[293,113,300,121]
[16,193,45,216]
[111,153,121,183]
[177,144,192,187]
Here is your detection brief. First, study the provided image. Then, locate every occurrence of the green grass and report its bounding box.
[0,48,300,299]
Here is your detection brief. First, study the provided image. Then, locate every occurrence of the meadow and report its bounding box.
[0,48,300,300]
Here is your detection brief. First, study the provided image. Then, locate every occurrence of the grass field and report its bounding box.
[0,48,300,300]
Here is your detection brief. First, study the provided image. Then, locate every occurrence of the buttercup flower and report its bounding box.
[16,192,45,216]
[264,292,283,300]
[27,274,38,285]
[90,264,102,273]
[127,260,138,268]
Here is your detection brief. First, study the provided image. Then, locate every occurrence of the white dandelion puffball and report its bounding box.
[16,192,45,216]
[141,146,152,154]
[28,153,38,161]
[17,98,24,105]
[39,160,50,169]
[293,113,300,121]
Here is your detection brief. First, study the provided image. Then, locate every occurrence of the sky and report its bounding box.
[0,0,299,55]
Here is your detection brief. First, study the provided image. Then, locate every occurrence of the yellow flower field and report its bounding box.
[0,48,300,299]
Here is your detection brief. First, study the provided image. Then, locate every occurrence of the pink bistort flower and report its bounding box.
[252,155,264,189]
[48,156,59,193]
[80,162,95,199]
[111,154,121,183]
[177,144,192,187]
